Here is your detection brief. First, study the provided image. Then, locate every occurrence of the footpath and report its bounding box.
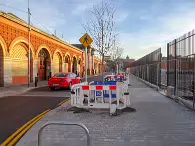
[0,81,48,98]
[15,74,195,146]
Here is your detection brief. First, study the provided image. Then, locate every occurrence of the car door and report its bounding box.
[70,73,77,85]
[74,73,81,83]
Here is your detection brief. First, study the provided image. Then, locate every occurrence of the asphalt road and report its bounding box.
[0,73,110,144]
[20,73,110,97]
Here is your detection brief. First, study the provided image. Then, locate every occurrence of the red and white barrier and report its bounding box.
[71,82,131,114]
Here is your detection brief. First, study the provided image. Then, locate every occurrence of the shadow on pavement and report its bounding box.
[28,86,70,92]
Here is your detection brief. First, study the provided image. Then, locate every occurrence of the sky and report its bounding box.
[1,0,195,60]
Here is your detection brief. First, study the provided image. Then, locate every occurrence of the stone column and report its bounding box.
[62,62,65,72]
[70,62,72,72]
[92,55,94,74]
[51,61,54,76]
[4,57,12,86]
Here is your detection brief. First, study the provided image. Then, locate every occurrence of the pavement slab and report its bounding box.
[16,75,195,146]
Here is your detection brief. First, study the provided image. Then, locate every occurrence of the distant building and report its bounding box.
[118,55,135,71]
[71,44,107,74]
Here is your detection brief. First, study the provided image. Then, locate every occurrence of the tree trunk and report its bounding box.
[102,53,104,83]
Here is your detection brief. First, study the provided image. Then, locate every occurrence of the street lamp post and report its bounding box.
[28,0,31,88]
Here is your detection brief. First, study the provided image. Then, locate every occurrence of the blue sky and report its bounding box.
[1,0,195,59]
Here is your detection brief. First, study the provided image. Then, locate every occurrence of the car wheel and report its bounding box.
[50,87,55,91]
[69,82,72,89]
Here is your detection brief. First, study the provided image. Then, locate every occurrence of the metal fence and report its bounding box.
[167,30,195,101]
[130,48,161,87]
[130,29,195,108]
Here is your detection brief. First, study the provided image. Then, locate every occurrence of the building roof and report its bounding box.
[71,44,85,50]
[0,10,85,54]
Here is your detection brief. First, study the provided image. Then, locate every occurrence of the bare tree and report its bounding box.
[112,42,124,61]
[83,1,117,81]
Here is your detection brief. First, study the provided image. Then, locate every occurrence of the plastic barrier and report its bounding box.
[104,75,117,82]
[71,82,130,115]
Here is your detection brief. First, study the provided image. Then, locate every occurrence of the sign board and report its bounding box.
[79,33,93,48]
[96,91,102,96]
[104,56,112,61]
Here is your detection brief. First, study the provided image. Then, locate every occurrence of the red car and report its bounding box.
[48,72,82,90]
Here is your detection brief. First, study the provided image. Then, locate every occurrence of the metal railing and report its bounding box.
[38,122,90,146]
[130,62,161,87]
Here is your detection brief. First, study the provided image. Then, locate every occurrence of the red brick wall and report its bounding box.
[0,46,4,87]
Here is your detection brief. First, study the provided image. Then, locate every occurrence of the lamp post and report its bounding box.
[28,0,31,88]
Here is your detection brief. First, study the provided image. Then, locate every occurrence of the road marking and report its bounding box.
[8,115,45,146]
[1,109,50,146]
[57,98,71,106]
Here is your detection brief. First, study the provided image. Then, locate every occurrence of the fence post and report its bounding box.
[175,59,178,100]
[167,43,169,86]
[147,64,149,81]
[174,39,177,95]
[193,55,195,108]
[142,65,144,79]
[157,63,159,90]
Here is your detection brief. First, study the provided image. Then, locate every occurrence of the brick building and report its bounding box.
[0,10,103,87]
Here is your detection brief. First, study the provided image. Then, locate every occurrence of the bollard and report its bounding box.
[49,72,52,78]
[37,73,40,82]
[35,77,38,87]
[48,76,50,81]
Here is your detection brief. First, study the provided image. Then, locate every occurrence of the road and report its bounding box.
[0,73,109,144]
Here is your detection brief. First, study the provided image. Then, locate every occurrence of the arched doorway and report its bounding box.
[0,44,4,87]
[72,56,77,74]
[38,48,51,80]
[10,43,31,84]
[64,55,71,72]
[53,52,62,75]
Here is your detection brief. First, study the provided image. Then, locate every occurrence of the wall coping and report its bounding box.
[0,10,83,54]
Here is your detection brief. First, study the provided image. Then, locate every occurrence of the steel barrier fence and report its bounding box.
[167,29,195,107]
[130,48,162,87]
[129,29,195,109]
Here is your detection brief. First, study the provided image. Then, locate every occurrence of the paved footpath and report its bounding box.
[0,81,48,98]
[17,75,195,146]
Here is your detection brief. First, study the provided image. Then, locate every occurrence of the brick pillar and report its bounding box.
[3,57,12,86]
[92,55,94,74]
[51,61,54,76]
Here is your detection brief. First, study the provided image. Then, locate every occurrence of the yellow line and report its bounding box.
[57,98,70,106]
[8,114,47,146]
[1,109,50,146]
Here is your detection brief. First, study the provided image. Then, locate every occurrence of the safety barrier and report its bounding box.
[71,82,88,90]
[38,122,90,146]
[71,81,130,114]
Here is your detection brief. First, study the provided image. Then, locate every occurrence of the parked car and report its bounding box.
[48,72,82,90]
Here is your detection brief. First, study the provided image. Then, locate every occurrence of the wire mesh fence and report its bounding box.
[130,29,195,108]
[130,48,162,87]
[130,63,161,87]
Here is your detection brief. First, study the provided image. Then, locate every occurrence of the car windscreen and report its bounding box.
[55,74,67,78]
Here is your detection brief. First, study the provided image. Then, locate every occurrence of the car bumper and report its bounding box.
[48,83,69,88]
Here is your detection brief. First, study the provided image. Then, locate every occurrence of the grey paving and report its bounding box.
[16,75,195,146]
